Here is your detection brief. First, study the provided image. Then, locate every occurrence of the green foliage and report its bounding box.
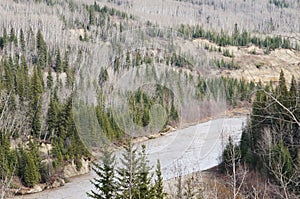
[23,147,41,187]
[14,141,43,187]
[179,24,294,50]
[129,90,152,127]
[154,160,166,199]
[136,145,153,199]
[98,68,109,87]
[241,71,300,195]
[95,96,124,141]
[37,30,48,68]
[269,0,289,8]
[196,76,254,106]
[1,2,297,194]
[93,4,128,19]
[75,158,83,171]
[221,136,241,174]
[55,48,63,73]
[30,66,43,137]
[87,148,117,199]
[63,51,69,72]
[211,58,240,70]
[47,69,53,89]
[170,53,192,68]
[2,28,8,48]
[20,28,26,51]
[271,142,293,179]
[222,49,234,58]
[46,95,59,138]
[9,27,18,46]
[0,133,15,180]
[128,86,179,129]
[48,96,91,166]
[88,142,165,199]
[24,153,41,187]
[89,5,96,26]
[116,141,141,199]
[255,62,264,69]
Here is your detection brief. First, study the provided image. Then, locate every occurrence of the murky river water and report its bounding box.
[16,116,247,199]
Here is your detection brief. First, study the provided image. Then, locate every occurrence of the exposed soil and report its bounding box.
[194,38,300,84]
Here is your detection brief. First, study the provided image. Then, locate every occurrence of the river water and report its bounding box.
[16,116,247,199]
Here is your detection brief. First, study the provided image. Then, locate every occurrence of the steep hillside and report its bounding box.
[0,0,299,198]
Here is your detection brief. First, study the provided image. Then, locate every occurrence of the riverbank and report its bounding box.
[163,166,238,198]
[131,104,250,146]
[14,110,249,199]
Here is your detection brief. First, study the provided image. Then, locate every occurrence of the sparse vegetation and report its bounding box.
[0,0,299,198]
[255,62,265,69]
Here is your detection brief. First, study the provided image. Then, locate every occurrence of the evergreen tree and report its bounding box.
[289,75,297,108]
[47,69,53,89]
[183,177,196,199]
[56,95,72,139]
[21,55,29,98]
[2,27,8,48]
[66,67,74,88]
[154,160,165,199]
[95,104,115,140]
[125,51,131,68]
[23,152,41,187]
[116,141,140,199]
[87,148,117,199]
[37,30,47,68]
[278,70,288,99]
[20,28,26,51]
[16,63,25,100]
[0,133,12,180]
[9,27,17,46]
[46,96,58,139]
[30,66,43,137]
[3,58,14,91]
[137,145,153,199]
[221,136,241,174]
[89,5,96,25]
[63,51,69,72]
[271,142,293,179]
[55,48,63,73]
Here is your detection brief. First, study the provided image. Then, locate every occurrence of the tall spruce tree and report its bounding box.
[20,28,26,51]
[30,66,43,137]
[46,96,58,139]
[9,27,17,46]
[137,144,153,199]
[63,51,69,72]
[37,30,47,68]
[55,48,63,73]
[23,152,41,187]
[116,141,141,199]
[278,70,288,100]
[2,27,8,48]
[87,148,117,199]
[47,69,53,89]
[154,160,165,199]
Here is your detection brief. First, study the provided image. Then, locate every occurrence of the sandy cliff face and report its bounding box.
[63,158,90,178]
[193,38,300,84]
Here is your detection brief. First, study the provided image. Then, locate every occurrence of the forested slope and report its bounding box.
[0,0,299,198]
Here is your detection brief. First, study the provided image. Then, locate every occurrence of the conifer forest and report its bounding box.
[0,0,299,198]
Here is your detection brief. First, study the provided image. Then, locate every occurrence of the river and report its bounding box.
[16,116,247,199]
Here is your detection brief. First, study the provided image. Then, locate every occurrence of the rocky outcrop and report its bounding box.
[63,158,90,178]
[39,142,53,157]
[15,184,46,195]
[14,177,66,195]
[46,178,65,189]
[13,158,90,196]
